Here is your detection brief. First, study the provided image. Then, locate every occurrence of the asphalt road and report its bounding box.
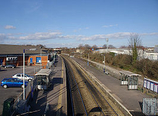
[0,66,39,115]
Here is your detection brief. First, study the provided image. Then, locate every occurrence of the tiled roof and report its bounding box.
[0,44,47,55]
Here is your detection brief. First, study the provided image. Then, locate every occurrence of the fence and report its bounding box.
[143,98,158,115]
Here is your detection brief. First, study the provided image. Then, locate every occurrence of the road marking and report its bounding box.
[56,58,64,116]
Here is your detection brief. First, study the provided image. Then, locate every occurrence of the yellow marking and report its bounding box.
[56,57,64,116]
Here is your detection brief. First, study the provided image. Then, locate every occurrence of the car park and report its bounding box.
[12,73,34,81]
[1,78,28,88]
[4,65,16,68]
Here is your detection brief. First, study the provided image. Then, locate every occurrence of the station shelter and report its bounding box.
[120,71,141,90]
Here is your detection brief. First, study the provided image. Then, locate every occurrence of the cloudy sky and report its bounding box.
[0,0,158,48]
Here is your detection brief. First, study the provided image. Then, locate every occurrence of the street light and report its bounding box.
[23,48,36,100]
[23,49,25,100]
[106,38,109,53]
[40,47,43,69]
[40,49,42,69]
[87,53,89,66]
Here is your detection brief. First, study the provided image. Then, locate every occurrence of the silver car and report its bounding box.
[4,64,16,68]
[12,73,34,81]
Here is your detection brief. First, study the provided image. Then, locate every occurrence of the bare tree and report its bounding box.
[92,45,98,49]
[129,33,142,63]
[109,45,115,49]
[78,44,84,49]
[84,44,91,49]
[102,44,107,48]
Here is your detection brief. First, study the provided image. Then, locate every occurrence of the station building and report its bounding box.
[0,44,51,68]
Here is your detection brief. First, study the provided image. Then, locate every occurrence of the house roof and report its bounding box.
[0,44,47,55]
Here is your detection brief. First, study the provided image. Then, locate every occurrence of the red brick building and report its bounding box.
[0,44,51,68]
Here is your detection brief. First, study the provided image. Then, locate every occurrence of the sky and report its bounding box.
[0,0,158,48]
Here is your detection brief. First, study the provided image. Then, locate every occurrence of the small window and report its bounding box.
[36,57,41,64]
[30,58,33,64]
[0,59,3,65]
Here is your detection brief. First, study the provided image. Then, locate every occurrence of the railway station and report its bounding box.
[0,54,157,116]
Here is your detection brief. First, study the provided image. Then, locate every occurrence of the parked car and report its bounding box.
[12,73,34,81]
[1,78,28,88]
[4,64,16,68]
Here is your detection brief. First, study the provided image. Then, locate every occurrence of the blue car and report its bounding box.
[1,78,28,88]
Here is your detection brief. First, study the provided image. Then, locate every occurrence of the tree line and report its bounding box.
[82,52,158,80]
[61,33,158,80]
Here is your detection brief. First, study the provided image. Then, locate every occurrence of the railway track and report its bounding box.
[62,55,125,116]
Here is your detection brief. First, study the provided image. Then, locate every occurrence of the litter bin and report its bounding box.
[2,98,15,116]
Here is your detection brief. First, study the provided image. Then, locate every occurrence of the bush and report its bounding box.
[133,59,158,80]
[105,53,114,64]
[81,52,158,80]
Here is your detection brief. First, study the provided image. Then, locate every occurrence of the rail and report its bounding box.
[72,57,132,116]
[64,57,87,116]
[62,55,122,116]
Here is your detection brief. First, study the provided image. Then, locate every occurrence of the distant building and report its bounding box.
[76,49,85,54]
[97,46,158,61]
[54,48,61,54]
[154,45,158,53]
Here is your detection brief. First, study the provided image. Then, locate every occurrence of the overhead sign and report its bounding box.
[6,57,17,61]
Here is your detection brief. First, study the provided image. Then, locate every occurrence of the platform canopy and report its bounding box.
[119,70,141,77]
[119,70,141,90]
[35,69,51,76]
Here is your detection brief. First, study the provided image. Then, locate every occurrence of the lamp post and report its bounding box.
[106,38,109,53]
[23,49,25,100]
[87,53,89,66]
[23,48,37,100]
[40,49,42,69]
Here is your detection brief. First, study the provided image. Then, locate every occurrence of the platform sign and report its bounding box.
[144,78,158,93]
[143,98,157,115]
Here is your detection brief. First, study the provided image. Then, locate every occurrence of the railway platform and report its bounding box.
[28,55,152,116]
[28,56,67,116]
[72,57,151,116]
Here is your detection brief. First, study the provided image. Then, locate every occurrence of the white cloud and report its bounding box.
[103,24,118,28]
[73,27,89,32]
[80,32,131,41]
[0,31,158,48]
[140,32,158,36]
[45,42,79,48]
[4,25,16,29]
[19,32,62,40]
[85,27,89,29]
